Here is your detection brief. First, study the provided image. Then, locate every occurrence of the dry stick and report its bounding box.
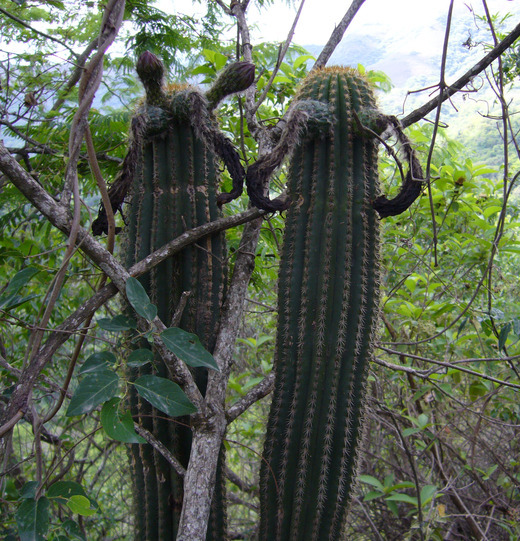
[387,411,425,541]
[424,0,455,268]
[480,2,519,378]
[312,0,366,70]
[42,126,116,425]
[252,0,306,115]
[226,371,275,423]
[402,21,520,128]
[50,38,100,113]
[134,425,186,478]
[25,1,125,428]
[378,346,520,390]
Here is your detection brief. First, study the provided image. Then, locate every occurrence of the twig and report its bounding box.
[0,6,78,57]
[402,21,520,128]
[424,0,455,267]
[312,0,367,70]
[226,371,275,423]
[252,0,306,114]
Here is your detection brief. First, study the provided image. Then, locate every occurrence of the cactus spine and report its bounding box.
[259,67,382,540]
[103,52,253,541]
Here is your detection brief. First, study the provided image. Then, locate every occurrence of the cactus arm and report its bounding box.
[371,116,424,217]
[205,61,255,110]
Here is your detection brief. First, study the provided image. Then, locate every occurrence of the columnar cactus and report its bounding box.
[251,67,423,540]
[94,52,254,540]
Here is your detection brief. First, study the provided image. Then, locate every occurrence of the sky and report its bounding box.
[159,0,519,54]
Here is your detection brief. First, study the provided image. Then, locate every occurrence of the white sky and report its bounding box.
[158,0,519,52]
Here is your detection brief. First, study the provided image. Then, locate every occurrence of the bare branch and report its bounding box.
[226,371,274,423]
[402,21,520,128]
[312,0,367,70]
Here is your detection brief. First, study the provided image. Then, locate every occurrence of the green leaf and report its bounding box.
[67,495,97,516]
[293,54,315,70]
[420,485,438,505]
[1,266,39,298]
[79,351,116,375]
[0,267,40,308]
[498,322,511,351]
[359,474,385,492]
[101,398,146,443]
[385,493,418,505]
[402,427,422,437]
[161,327,219,371]
[19,481,38,499]
[61,520,86,541]
[15,497,50,541]
[363,490,384,501]
[47,481,94,506]
[469,380,488,401]
[66,368,119,416]
[127,348,154,368]
[97,315,137,332]
[133,375,197,417]
[126,277,158,321]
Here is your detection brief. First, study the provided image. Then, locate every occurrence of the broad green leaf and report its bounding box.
[1,266,39,298]
[359,474,385,492]
[61,519,86,541]
[127,348,154,368]
[97,315,137,332]
[126,277,158,321]
[19,481,38,499]
[134,375,197,417]
[101,398,146,443]
[0,267,40,308]
[80,351,116,375]
[1,293,40,311]
[420,485,438,505]
[67,495,97,516]
[293,54,315,70]
[363,490,384,501]
[15,497,50,541]
[402,427,422,437]
[47,481,88,503]
[498,322,511,351]
[161,327,219,371]
[417,413,429,428]
[385,493,418,505]
[469,381,488,401]
[66,368,119,416]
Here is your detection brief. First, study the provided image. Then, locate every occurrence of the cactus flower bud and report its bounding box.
[206,61,255,109]
[136,51,167,106]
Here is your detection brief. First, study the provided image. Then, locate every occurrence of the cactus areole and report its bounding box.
[258,67,423,540]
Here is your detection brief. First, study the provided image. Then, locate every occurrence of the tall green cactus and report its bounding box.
[254,66,422,540]
[94,51,254,540]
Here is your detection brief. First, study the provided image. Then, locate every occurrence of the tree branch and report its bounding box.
[402,21,520,128]
[312,0,367,70]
